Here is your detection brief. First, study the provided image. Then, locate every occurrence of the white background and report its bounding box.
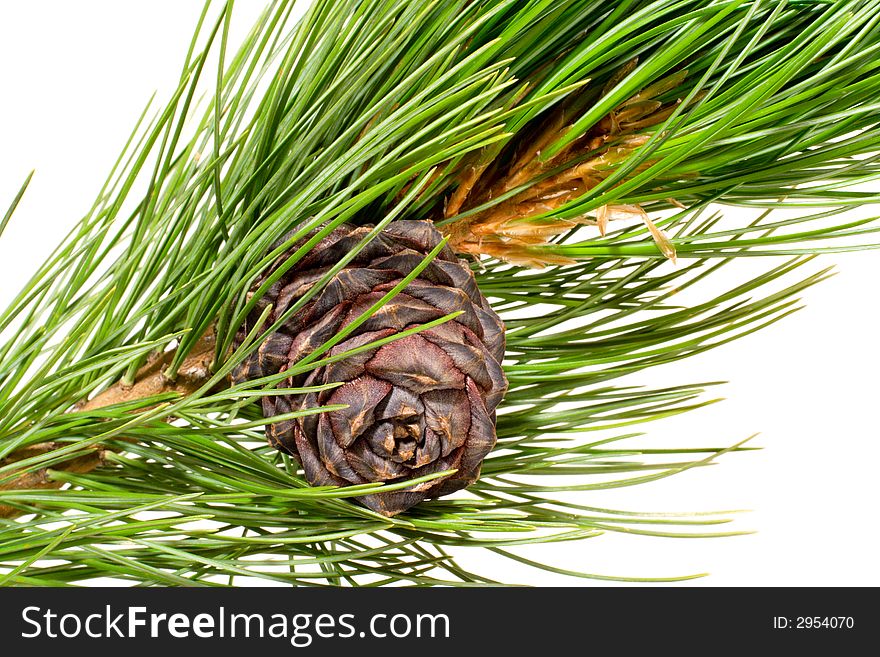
[0,2,877,586]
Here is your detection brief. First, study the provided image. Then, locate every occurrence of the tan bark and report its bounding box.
[0,330,217,519]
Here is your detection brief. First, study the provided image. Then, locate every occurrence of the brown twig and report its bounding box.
[0,330,217,520]
[0,444,109,519]
[77,330,216,412]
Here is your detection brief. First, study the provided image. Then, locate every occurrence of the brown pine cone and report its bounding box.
[231,220,507,516]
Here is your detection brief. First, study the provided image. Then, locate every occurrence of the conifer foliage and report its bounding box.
[0,0,878,585]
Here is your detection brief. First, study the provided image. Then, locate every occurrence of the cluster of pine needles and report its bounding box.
[1,0,879,585]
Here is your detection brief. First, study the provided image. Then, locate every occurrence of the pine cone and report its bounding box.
[232,220,507,516]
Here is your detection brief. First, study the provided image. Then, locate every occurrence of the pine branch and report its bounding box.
[1,0,878,585]
[0,330,217,519]
[0,445,107,520]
